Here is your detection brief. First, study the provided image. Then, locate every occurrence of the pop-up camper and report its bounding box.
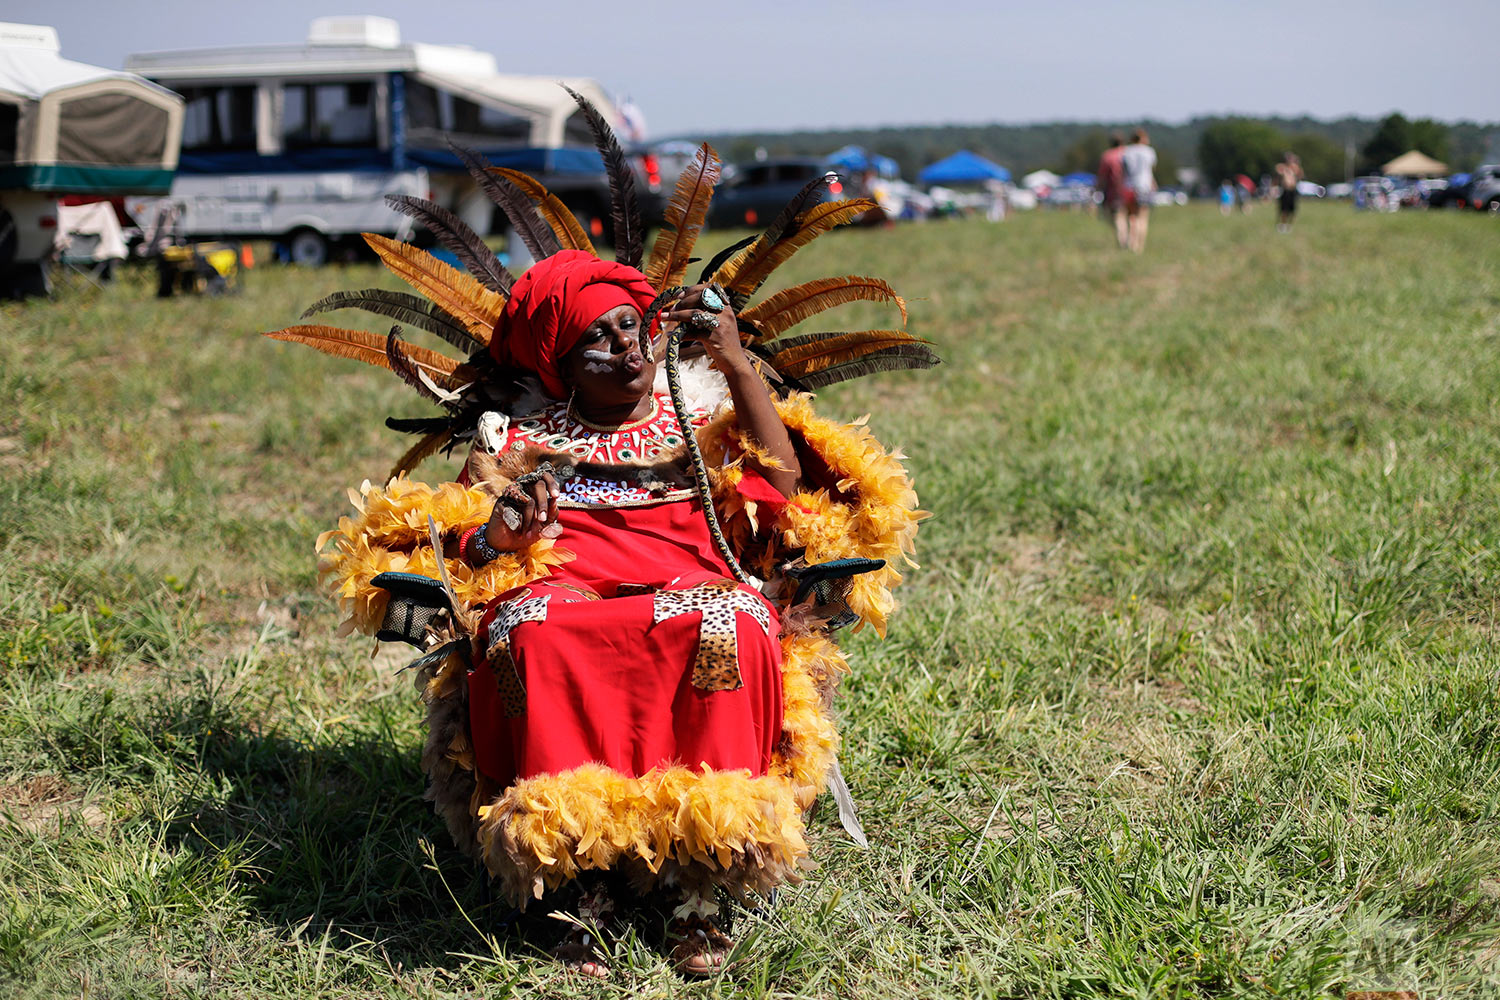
[0,21,183,295]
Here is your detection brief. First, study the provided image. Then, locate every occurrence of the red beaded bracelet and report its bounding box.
[458,525,481,562]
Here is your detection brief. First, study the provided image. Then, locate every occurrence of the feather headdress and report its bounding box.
[263,88,939,479]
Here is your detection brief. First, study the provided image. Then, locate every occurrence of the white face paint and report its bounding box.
[581,349,612,361]
[581,348,613,374]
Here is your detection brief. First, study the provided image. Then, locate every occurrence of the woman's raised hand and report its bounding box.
[660,284,750,372]
[483,470,561,552]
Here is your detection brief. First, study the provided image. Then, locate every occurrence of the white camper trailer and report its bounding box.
[0,21,183,295]
[126,17,621,266]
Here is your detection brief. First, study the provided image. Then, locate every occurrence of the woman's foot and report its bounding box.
[551,882,616,979]
[551,930,610,979]
[666,915,734,976]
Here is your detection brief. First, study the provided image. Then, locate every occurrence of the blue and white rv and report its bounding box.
[125,16,622,265]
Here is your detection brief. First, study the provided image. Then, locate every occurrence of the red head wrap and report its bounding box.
[489,250,658,399]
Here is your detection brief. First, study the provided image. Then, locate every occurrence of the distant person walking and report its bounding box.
[1218,180,1234,216]
[1273,152,1303,233]
[1095,132,1128,249]
[1120,128,1157,253]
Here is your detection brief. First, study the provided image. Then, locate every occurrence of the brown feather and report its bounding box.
[364,234,504,341]
[263,325,460,379]
[644,142,721,289]
[739,275,906,340]
[768,329,929,376]
[389,427,453,481]
[717,199,876,297]
[488,168,596,254]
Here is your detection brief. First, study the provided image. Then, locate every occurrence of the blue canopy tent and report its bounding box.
[827,145,901,178]
[918,150,1011,185]
[1060,171,1096,187]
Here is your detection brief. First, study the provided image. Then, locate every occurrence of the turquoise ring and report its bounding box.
[700,285,726,312]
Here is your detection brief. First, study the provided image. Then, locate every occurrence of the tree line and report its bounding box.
[692,114,1497,187]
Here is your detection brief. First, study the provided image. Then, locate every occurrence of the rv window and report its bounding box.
[0,102,16,164]
[283,82,377,147]
[180,85,257,151]
[563,110,595,148]
[404,78,530,145]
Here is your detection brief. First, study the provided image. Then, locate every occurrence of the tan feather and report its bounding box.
[263,325,461,380]
[364,234,503,341]
[644,142,721,289]
[717,199,876,296]
[488,167,596,254]
[388,427,453,480]
[769,329,929,377]
[740,275,906,340]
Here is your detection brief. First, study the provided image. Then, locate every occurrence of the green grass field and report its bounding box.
[2,203,1498,998]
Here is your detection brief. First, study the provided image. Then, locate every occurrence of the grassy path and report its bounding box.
[2,204,1497,997]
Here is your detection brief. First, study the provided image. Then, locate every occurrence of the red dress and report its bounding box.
[466,393,785,789]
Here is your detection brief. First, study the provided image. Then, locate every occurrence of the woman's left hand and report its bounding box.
[659,284,748,371]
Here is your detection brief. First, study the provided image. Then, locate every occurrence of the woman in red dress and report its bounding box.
[456,250,801,974]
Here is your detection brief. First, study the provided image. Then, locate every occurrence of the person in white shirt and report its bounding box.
[1120,128,1157,253]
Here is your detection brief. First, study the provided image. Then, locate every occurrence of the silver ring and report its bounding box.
[687,310,718,331]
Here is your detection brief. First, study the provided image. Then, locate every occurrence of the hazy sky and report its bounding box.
[7,0,1492,136]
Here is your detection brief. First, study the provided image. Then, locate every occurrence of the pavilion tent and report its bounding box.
[918,150,1010,185]
[1021,169,1059,190]
[1381,150,1447,177]
[0,22,183,193]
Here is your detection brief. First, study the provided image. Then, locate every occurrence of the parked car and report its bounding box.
[707,158,846,228]
[1427,174,1471,209]
[1468,164,1500,213]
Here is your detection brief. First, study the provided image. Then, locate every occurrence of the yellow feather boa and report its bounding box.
[315,398,921,904]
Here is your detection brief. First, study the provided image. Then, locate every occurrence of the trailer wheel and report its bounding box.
[288,229,329,267]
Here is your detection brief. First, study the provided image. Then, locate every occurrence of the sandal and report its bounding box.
[666,915,734,977]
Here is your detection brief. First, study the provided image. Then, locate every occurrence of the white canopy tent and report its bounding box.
[1021,169,1060,191]
[0,22,183,193]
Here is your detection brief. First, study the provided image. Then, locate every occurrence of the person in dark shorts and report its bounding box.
[1274,152,1303,233]
[1096,132,1127,249]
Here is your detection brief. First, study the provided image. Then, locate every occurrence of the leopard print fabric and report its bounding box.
[652,579,772,692]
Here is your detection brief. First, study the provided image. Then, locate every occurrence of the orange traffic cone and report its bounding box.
[240,243,255,269]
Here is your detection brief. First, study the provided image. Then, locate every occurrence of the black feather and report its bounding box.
[562,86,643,267]
[386,415,454,435]
[760,173,834,246]
[698,234,756,284]
[384,195,514,294]
[303,288,481,352]
[765,330,931,354]
[385,327,447,405]
[448,143,563,261]
[785,347,942,391]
